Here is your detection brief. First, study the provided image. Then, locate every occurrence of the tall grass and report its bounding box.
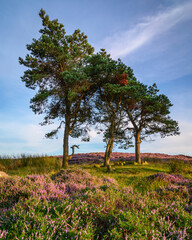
[0,154,62,173]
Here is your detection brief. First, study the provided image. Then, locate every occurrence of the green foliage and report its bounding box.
[19,9,95,168]
[86,50,180,165]
[87,51,136,166]
[122,81,180,138]
[169,161,184,173]
[19,9,94,130]
[115,81,180,163]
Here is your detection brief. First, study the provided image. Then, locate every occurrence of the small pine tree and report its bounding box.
[122,82,180,164]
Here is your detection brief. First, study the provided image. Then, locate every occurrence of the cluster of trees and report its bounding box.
[19,9,179,169]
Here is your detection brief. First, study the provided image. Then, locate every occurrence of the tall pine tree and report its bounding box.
[88,50,135,168]
[19,9,94,168]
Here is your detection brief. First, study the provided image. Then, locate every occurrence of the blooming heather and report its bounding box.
[0,169,192,239]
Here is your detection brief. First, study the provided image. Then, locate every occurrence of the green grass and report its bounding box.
[0,154,62,176]
[82,162,192,188]
[1,155,191,185]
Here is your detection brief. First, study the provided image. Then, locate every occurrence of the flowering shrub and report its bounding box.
[0,169,192,239]
[147,172,191,184]
[65,152,192,165]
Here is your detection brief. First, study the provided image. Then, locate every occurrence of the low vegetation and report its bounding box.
[0,154,61,175]
[0,154,192,239]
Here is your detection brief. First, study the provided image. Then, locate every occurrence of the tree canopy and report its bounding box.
[19,9,180,168]
[19,9,94,168]
[121,82,180,164]
[86,50,136,168]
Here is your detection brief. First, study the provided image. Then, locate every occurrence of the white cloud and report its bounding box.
[0,121,62,155]
[88,129,103,142]
[1,118,191,156]
[141,120,192,156]
[103,2,192,59]
[0,120,104,155]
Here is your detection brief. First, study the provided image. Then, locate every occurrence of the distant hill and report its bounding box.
[56,152,192,164]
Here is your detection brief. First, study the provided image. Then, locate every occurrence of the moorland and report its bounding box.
[0,152,192,239]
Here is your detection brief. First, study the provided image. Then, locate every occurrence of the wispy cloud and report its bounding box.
[103,2,192,59]
[0,117,191,156]
[0,120,62,155]
[0,119,104,155]
[141,120,192,156]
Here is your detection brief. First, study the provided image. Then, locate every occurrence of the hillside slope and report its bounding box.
[56,152,192,164]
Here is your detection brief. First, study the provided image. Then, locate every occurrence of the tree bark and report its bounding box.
[135,131,141,164]
[104,138,114,168]
[62,121,70,169]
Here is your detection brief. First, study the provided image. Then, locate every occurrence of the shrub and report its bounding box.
[1,168,192,239]
[169,160,185,173]
[142,156,161,163]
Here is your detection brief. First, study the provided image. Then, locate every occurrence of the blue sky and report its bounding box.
[0,0,192,156]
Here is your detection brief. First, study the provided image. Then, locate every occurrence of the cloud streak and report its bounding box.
[0,120,104,155]
[103,2,192,59]
[0,120,62,155]
[141,120,192,156]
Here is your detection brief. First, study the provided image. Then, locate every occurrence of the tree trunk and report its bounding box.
[62,121,70,169]
[135,131,141,164]
[104,138,114,169]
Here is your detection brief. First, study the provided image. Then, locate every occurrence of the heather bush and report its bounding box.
[0,175,67,212]
[0,169,118,213]
[0,167,192,239]
[169,160,189,174]
[147,172,190,184]
[1,181,192,239]
[51,168,118,194]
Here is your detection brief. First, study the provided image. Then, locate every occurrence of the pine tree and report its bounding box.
[88,50,135,168]
[122,82,180,164]
[19,9,94,168]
